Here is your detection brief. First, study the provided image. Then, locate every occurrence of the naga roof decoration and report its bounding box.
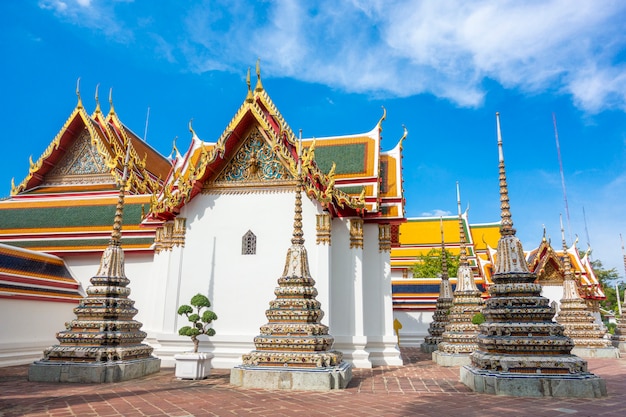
[11,85,168,197]
[148,64,404,221]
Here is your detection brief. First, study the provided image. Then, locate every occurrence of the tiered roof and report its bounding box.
[0,87,170,254]
[148,63,405,223]
[0,243,83,303]
[391,215,496,311]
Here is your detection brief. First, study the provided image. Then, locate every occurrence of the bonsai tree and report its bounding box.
[177,293,218,353]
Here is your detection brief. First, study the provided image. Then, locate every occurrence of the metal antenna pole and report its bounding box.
[553,113,573,244]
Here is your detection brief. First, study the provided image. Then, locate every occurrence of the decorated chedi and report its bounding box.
[434,183,484,366]
[555,215,617,358]
[460,113,606,398]
[230,152,351,390]
[420,218,454,353]
[29,145,160,383]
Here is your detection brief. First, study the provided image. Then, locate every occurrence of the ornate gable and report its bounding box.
[212,128,293,187]
[43,129,112,186]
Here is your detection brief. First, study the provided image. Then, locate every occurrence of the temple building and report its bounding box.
[390,213,608,347]
[0,66,405,369]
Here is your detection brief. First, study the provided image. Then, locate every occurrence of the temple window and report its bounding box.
[242,230,257,255]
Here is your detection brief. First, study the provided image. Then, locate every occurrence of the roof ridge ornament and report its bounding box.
[76,78,83,109]
[255,58,264,92]
[245,67,254,103]
[94,83,101,114]
[399,124,408,149]
[377,106,387,132]
[108,88,116,115]
[189,118,199,141]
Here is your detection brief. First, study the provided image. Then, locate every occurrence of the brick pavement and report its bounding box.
[0,348,624,417]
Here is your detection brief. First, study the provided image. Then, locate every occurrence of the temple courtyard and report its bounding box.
[0,348,623,416]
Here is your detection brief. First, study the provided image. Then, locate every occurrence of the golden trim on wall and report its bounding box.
[378,223,391,252]
[316,213,331,245]
[350,218,364,250]
[154,218,186,253]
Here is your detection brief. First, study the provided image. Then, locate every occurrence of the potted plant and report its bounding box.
[174,293,218,380]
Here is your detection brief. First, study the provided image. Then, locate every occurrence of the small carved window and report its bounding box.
[242,230,257,255]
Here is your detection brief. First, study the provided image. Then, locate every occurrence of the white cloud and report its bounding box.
[421,209,453,217]
[39,0,134,43]
[41,0,626,113]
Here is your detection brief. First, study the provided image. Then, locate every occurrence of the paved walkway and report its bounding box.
[0,348,624,417]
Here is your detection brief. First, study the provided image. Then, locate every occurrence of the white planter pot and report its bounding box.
[174,352,214,380]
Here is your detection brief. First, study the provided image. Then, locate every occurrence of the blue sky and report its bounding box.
[1,1,625,279]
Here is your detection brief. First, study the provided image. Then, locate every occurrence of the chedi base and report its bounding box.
[230,361,352,391]
[460,365,606,398]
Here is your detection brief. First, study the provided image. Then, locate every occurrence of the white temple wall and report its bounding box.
[392,310,433,347]
[541,285,563,316]
[329,219,355,336]
[363,224,383,336]
[149,191,327,368]
[362,224,403,365]
[0,298,76,366]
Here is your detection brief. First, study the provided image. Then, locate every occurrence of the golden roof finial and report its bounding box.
[254,58,264,92]
[399,124,408,150]
[108,88,116,115]
[457,181,468,266]
[189,118,199,141]
[170,136,180,160]
[94,83,101,114]
[496,112,515,237]
[377,106,387,132]
[245,67,254,103]
[76,77,83,109]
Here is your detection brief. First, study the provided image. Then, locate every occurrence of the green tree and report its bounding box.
[178,293,218,353]
[412,248,459,278]
[591,259,624,314]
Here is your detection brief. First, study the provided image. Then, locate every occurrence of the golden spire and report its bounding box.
[94,83,101,114]
[457,182,468,266]
[560,214,574,282]
[440,217,449,279]
[110,144,132,245]
[496,112,515,237]
[292,130,304,246]
[245,67,254,103]
[254,58,264,92]
[76,78,83,109]
[493,112,529,275]
[109,88,116,115]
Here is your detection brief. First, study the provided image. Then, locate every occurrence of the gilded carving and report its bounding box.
[154,220,187,253]
[214,130,291,184]
[378,223,391,252]
[316,213,331,245]
[349,218,364,249]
